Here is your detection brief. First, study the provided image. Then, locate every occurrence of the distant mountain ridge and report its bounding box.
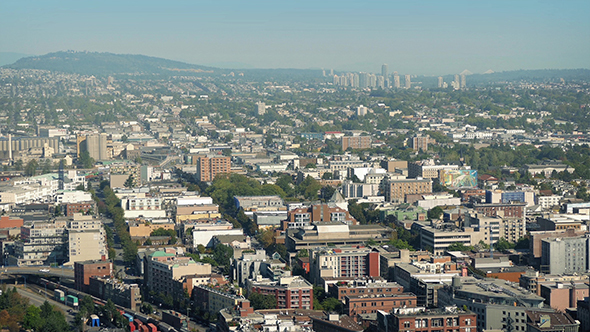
[3,51,589,83]
[4,51,220,76]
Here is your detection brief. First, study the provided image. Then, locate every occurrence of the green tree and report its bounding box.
[24,159,38,176]
[321,297,343,313]
[13,160,23,171]
[296,249,309,258]
[447,242,473,252]
[275,174,295,197]
[248,292,277,310]
[38,301,69,332]
[213,244,234,274]
[79,150,95,168]
[22,305,42,331]
[124,174,135,188]
[494,238,516,252]
[427,206,444,220]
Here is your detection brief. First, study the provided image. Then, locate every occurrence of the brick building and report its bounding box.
[345,293,417,318]
[473,202,526,218]
[74,260,113,292]
[388,307,476,332]
[0,216,24,229]
[329,280,404,300]
[247,276,313,310]
[309,246,380,285]
[342,136,372,151]
[64,201,95,216]
[383,178,432,203]
[194,155,231,182]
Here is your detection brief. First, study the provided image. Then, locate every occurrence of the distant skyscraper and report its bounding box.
[330,69,334,76]
[377,76,385,89]
[438,76,443,88]
[322,69,326,77]
[340,75,348,86]
[357,105,368,116]
[460,74,466,89]
[454,75,460,90]
[393,72,400,88]
[352,73,360,88]
[404,75,411,89]
[381,64,388,78]
[368,74,377,88]
[256,101,266,115]
[333,75,339,85]
[359,72,369,88]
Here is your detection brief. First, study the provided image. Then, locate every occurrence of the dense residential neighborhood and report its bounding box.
[0,53,589,332]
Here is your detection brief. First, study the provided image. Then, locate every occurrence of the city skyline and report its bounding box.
[1,0,589,75]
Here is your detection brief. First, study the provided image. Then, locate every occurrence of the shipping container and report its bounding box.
[54,289,65,302]
[66,295,79,307]
[123,313,134,323]
[147,323,158,332]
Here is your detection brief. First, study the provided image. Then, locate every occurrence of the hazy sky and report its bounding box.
[1,0,589,75]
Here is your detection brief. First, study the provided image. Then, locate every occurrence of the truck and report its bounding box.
[54,289,65,303]
[66,295,78,308]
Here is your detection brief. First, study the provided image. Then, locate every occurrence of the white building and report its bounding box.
[120,196,166,219]
[191,221,244,248]
[56,190,93,204]
[66,214,107,266]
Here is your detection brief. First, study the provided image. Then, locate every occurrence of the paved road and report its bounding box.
[2,266,74,279]
[14,286,76,324]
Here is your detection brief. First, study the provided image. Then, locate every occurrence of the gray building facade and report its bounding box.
[540,235,590,275]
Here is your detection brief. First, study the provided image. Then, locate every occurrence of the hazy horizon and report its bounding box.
[1,0,589,76]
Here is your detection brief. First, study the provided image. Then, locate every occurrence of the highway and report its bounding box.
[2,266,74,279]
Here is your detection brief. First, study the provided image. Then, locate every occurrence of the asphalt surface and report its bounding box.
[2,266,74,279]
[14,285,76,324]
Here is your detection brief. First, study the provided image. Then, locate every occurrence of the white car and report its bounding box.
[39,268,50,273]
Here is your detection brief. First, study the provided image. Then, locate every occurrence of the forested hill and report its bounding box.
[2,51,326,81]
[4,51,221,76]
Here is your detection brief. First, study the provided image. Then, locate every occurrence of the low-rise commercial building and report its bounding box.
[89,277,141,311]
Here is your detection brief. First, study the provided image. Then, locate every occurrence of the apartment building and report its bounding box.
[309,246,380,285]
[193,284,248,315]
[67,214,107,265]
[387,307,476,332]
[11,219,68,266]
[146,253,211,299]
[341,136,372,151]
[345,292,417,318]
[247,276,313,310]
[329,279,404,300]
[473,202,526,218]
[383,178,432,203]
[541,235,590,275]
[194,155,231,182]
